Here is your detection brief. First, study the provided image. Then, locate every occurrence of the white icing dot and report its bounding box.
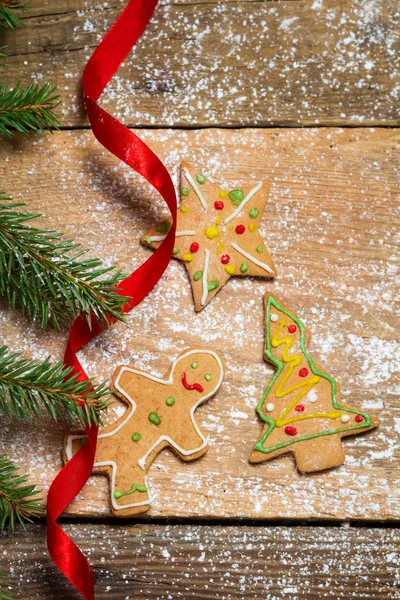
[266,403,275,412]
[308,389,318,403]
[341,415,350,423]
[270,314,278,322]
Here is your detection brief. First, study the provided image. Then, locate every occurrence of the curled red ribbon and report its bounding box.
[46,1,174,598]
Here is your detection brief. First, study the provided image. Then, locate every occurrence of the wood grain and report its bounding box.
[0,127,398,521]
[1,523,399,599]
[1,0,399,128]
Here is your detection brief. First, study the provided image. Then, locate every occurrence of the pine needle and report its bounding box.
[0,454,43,533]
[0,1,29,31]
[0,82,60,136]
[0,198,129,329]
[0,572,12,600]
[0,346,111,426]
[0,46,7,67]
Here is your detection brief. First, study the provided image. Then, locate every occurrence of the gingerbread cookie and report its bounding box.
[141,162,277,311]
[250,295,378,473]
[64,348,224,516]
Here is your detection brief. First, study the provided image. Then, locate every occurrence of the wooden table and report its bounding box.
[1,1,399,598]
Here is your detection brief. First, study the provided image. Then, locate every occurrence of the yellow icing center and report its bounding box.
[249,223,256,233]
[180,205,188,213]
[182,253,193,262]
[205,226,220,240]
[219,190,227,198]
[225,265,235,275]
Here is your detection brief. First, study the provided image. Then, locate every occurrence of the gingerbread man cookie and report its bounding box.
[250,295,378,473]
[64,348,224,516]
[141,162,277,311]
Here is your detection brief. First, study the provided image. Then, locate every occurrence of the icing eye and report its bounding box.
[204,373,211,381]
[191,361,198,369]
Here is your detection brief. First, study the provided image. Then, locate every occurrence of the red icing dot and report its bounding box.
[190,242,199,253]
[221,254,230,264]
[288,324,297,333]
[355,414,364,423]
[214,201,224,210]
[235,224,245,234]
[285,426,297,436]
[295,404,305,413]
[299,367,309,377]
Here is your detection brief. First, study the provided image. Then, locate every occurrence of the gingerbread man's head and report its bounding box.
[171,349,224,402]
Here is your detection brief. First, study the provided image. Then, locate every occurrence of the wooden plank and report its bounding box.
[0,127,399,520]
[1,523,399,599]
[1,0,399,128]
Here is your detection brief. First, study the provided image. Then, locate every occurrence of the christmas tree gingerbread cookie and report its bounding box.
[64,348,224,516]
[141,162,277,310]
[250,295,378,473]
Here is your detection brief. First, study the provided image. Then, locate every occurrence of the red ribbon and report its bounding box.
[46,2,174,598]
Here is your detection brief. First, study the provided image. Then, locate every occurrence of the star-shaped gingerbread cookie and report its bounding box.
[141,162,277,310]
[64,348,224,517]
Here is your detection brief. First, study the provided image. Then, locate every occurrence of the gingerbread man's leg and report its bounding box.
[102,458,151,515]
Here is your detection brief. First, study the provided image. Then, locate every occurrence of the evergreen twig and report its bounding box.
[0,82,60,136]
[0,198,129,329]
[0,572,12,600]
[0,346,111,425]
[0,1,29,31]
[0,454,43,532]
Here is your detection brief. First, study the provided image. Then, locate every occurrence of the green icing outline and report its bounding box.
[113,483,148,499]
[254,296,372,454]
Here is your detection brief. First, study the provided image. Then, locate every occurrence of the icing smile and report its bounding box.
[181,372,204,392]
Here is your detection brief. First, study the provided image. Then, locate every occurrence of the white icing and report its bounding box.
[308,389,318,403]
[148,230,196,242]
[266,403,275,412]
[231,242,274,274]
[224,182,263,224]
[66,349,224,511]
[201,248,210,306]
[183,167,207,210]
[341,414,350,423]
[270,314,278,322]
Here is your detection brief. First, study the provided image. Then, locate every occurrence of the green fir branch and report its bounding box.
[0,1,29,31]
[0,82,60,136]
[0,454,43,533]
[0,346,111,426]
[0,198,129,329]
[0,572,12,600]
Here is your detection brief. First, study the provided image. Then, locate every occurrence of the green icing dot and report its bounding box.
[172,247,179,255]
[144,236,153,245]
[148,412,161,426]
[157,221,171,233]
[249,208,259,219]
[196,173,206,184]
[204,373,211,381]
[240,262,249,273]
[166,396,175,406]
[208,280,219,292]
[191,361,198,369]
[256,246,263,253]
[182,186,189,196]
[229,189,244,205]
[131,432,142,442]
[193,270,203,281]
